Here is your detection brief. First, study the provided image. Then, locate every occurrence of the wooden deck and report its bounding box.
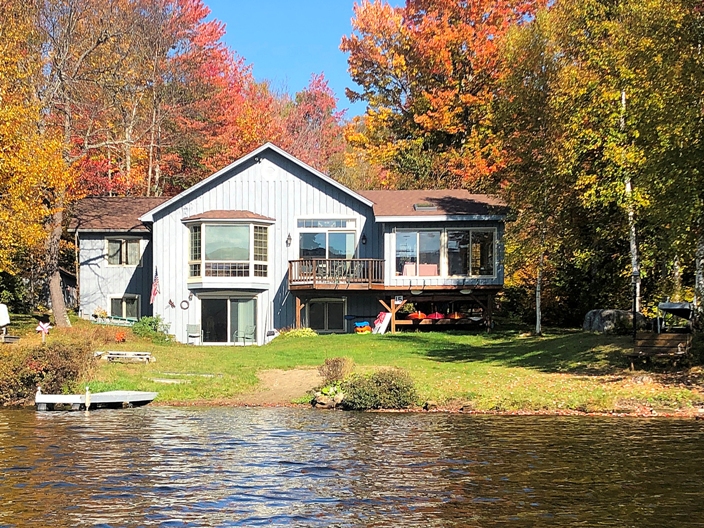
[289,258,385,290]
[35,387,158,411]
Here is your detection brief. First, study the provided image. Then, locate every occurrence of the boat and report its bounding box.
[35,386,157,411]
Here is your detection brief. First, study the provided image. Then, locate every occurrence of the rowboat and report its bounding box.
[35,386,157,411]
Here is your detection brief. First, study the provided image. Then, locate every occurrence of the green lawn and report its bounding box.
[81,326,704,413]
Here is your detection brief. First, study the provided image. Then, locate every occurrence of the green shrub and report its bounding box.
[132,316,171,343]
[318,356,354,384]
[278,327,318,338]
[341,368,417,411]
[0,340,96,405]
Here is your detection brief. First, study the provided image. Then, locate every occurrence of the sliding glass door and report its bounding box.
[201,297,257,344]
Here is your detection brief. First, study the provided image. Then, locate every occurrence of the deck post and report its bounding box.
[295,296,301,329]
[487,293,494,333]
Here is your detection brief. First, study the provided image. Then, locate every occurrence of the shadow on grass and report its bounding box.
[385,329,632,375]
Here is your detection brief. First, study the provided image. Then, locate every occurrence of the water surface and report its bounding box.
[1,407,703,526]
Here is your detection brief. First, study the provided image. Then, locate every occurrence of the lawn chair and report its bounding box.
[186,324,201,345]
[235,325,256,345]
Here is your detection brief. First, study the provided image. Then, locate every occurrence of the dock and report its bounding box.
[35,387,157,411]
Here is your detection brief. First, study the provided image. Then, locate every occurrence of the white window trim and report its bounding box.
[187,222,270,279]
[109,294,141,319]
[296,216,359,260]
[105,237,143,267]
[393,227,498,279]
[306,297,348,334]
[198,295,258,346]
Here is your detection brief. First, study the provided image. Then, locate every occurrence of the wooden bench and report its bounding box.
[96,351,154,363]
[627,332,691,370]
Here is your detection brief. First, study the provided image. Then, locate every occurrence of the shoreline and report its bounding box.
[153,399,704,419]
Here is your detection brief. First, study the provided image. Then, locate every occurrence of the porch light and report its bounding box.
[460,288,473,295]
[361,234,367,245]
[286,233,292,247]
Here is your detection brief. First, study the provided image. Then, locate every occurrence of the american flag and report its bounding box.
[150,268,160,304]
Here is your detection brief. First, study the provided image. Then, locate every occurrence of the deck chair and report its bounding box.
[186,324,201,345]
[235,325,256,345]
[0,303,18,344]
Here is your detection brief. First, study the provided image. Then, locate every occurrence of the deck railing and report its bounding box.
[289,259,385,289]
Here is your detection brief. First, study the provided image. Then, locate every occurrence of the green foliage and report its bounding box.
[131,316,171,343]
[341,368,417,411]
[278,327,318,339]
[317,356,354,385]
[0,340,95,405]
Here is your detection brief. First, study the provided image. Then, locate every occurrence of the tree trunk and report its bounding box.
[621,90,641,311]
[695,228,704,330]
[535,254,543,336]
[46,206,71,327]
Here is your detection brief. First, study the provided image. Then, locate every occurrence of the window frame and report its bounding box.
[188,221,270,279]
[296,217,358,260]
[106,238,142,267]
[394,227,497,278]
[109,294,140,319]
[306,297,347,334]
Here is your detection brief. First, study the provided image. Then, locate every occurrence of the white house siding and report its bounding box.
[383,221,505,289]
[149,149,378,345]
[78,233,154,319]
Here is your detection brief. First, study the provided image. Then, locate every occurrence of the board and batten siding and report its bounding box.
[149,149,378,344]
[77,234,154,319]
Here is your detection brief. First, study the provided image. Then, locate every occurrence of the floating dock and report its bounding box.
[35,387,157,411]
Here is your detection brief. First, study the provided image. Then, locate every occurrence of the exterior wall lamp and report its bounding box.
[361,234,367,245]
[286,233,292,247]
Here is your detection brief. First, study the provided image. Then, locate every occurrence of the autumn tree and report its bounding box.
[341,0,546,190]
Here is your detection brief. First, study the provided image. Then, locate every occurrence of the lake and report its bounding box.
[1,407,703,527]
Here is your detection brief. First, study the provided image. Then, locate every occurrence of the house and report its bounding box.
[71,143,507,345]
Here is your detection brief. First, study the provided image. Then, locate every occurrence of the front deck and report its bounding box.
[289,258,385,290]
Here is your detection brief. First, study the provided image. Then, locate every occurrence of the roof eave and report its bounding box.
[376,214,506,222]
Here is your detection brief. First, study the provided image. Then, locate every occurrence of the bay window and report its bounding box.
[189,223,268,278]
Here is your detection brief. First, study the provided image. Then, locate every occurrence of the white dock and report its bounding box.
[35,387,157,411]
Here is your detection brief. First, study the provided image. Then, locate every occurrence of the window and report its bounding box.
[201,297,257,344]
[308,300,345,332]
[110,296,139,319]
[189,223,269,278]
[396,230,441,276]
[396,228,496,277]
[107,239,141,266]
[298,219,356,260]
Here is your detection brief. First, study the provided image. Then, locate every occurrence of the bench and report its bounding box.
[627,332,691,370]
[95,351,154,363]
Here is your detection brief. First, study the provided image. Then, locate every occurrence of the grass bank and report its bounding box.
[45,321,704,415]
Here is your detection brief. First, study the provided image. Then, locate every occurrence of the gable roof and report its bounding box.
[69,197,169,233]
[181,210,275,222]
[358,190,507,221]
[140,143,374,222]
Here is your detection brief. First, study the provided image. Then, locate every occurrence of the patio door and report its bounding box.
[230,298,256,344]
[201,297,257,344]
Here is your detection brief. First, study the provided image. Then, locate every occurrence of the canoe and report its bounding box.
[35,387,157,411]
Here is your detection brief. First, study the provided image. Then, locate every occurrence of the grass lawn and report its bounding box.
[63,322,704,414]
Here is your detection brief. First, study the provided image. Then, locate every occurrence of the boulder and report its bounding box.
[312,393,336,409]
[583,309,647,334]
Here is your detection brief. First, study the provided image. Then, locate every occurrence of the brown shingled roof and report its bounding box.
[358,190,507,217]
[181,210,275,222]
[69,197,169,232]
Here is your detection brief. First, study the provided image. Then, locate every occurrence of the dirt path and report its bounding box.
[234,368,322,406]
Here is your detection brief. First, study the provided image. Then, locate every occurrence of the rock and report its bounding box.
[332,392,344,405]
[423,400,438,411]
[583,309,647,334]
[312,393,336,409]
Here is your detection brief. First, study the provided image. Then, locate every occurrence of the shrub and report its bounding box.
[318,357,354,384]
[341,368,417,411]
[0,340,96,406]
[132,316,171,343]
[278,327,318,339]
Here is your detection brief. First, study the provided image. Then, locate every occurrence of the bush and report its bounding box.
[0,340,96,406]
[278,327,318,338]
[132,316,171,343]
[318,357,354,384]
[341,368,417,411]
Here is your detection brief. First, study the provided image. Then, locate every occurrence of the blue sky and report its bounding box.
[204,0,403,118]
